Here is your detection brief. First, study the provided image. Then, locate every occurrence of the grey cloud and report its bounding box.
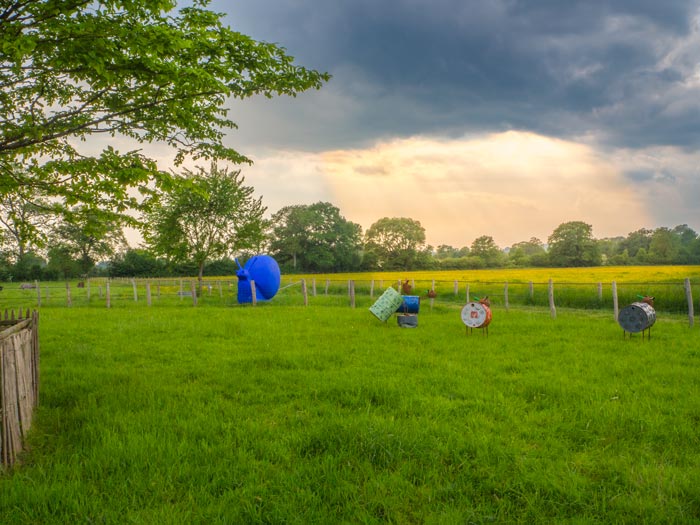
[213,0,700,152]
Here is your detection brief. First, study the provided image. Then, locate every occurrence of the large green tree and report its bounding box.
[269,202,362,273]
[547,221,601,267]
[1,0,329,218]
[363,217,427,270]
[142,162,266,289]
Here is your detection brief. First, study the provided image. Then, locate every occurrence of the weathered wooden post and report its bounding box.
[548,279,556,319]
[106,282,111,308]
[179,279,184,301]
[131,278,138,302]
[325,279,330,295]
[312,278,317,297]
[35,280,41,307]
[370,279,375,298]
[218,281,223,298]
[612,281,619,321]
[146,282,152,307]
[190,281,197,306]
[466,284,470,303]
[301,279,308,306]
[65,281,72,307]
[349,280,356,308]
[685,278,694,327]
[597,282,603,301]
[529,281,534,301]
[454,280,459,296]
[86,278,91,302]
[504,282,509,311]
[250,280,257,306]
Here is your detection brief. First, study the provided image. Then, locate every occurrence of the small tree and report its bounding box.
[143,162,266,290]
[52,206,127,275]
[470,235,503,267]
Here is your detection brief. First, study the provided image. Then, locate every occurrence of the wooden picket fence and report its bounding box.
[0,309,39,469]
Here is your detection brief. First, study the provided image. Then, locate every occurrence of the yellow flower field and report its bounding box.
[289,265,700,285]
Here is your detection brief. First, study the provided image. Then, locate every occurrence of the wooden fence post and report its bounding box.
[397,279,401,292]
[548,279,556,319]
[504,282,509,311]
[612,281,619,321]
[312,278,317,297]
[87,278,91,302]
[131,278,138,302]
[685,278,694,327]
[191,281,197,306]
[65,281,72,307]
[466,284,470,303]
[597,282,603,301]
[454,280,459,296]
[35,280,41,307]
[179,279,184,301]
[325,279,329,295]
[301,279,308,306]
[529,281,534,301]
[370,279,375,298]
[218,281,223,298]
[146,282,152,307]
[349,280,356,308]
[106,282,111,308]
[251,280,257,306]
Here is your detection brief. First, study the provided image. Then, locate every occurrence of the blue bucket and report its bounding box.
[396,295,420,314]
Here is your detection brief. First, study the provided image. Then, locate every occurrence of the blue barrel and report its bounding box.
[236,255,281,303]
[396,295,420,314]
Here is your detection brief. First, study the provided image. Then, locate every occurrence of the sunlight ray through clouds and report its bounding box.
[249,131,651,248]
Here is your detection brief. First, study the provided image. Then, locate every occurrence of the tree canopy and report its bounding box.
[363,217,427,270]
[142,162,266,288]
[0,0,329,217]
[547,221,601,267]
[269,202,362,273]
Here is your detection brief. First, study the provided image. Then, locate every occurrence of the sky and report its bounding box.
[183,0,700,249]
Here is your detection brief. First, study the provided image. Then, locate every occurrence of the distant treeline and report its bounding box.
[2,212,698,281]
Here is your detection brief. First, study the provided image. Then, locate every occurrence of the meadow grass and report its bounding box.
[1,301,699,524]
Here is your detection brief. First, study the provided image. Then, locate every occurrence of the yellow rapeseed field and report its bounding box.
[290,265,700,285]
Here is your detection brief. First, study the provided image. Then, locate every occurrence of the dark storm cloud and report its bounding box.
[215,0,700,151]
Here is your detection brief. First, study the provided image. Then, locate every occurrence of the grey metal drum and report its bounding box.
[618,302,656,333]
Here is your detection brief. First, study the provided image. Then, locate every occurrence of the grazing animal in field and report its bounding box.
[19,283,36,290]
[427,289,437,299]
[401,279,412,294]
[77,281,85,288]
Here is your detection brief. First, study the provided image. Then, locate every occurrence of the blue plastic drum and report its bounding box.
[396,295,420,314]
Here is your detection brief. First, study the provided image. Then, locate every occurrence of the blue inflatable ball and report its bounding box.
[236,255,281,303]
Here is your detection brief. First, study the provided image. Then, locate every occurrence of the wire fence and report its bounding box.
[0,276,697,322]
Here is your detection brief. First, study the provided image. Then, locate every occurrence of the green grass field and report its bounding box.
[2,299,699,524]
